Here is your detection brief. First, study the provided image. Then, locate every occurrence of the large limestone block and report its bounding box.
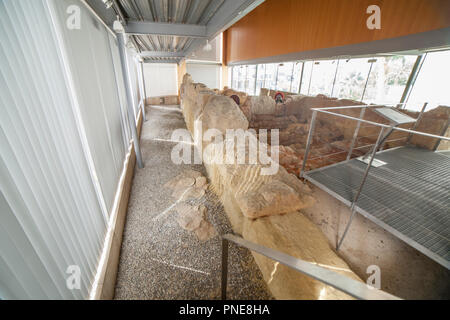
[222,88,248,106]
[204,137,315,219]
[242,212,363,299]
[201,95,249,134]
[247,96,277,115]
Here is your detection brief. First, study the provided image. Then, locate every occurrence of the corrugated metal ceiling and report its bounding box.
[116,0,225,59]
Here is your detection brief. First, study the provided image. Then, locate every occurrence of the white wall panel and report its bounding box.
[0,0,107,299]
[187,63,221,90]
[143,63,178,97]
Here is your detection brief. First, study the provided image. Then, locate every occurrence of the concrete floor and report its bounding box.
[114,105,272,300]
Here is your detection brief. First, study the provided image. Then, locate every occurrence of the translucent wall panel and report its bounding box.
[291,62,303,94]
[127,51,141,119]
[255,64,266,95]
[0,0,106,299]
[308,60,338,97]
[52,0,127,212]
[364,56,416,104]
[108,34,131,147]
[145,63,179,96]
[406,51,450,111]
[265,64,278,90]
[333,58,372,101]
[276,62,294,92]
[246,65,257,95]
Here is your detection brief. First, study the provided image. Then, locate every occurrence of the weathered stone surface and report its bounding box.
[246,96,277,115]
[201,95,249,135]
[195,176,207,188]
[181,187,206,201]
[195,220,217,241]
[222,88,248,105]
[176,203,204,231]
[165,170,206,200]
[242,212,362,299]
[405,106,450,150]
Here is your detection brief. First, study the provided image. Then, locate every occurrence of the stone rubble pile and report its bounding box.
[164,169,216,241]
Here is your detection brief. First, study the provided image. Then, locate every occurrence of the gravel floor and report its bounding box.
[114,105,273,300]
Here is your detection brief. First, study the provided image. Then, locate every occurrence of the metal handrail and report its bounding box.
[221,234,401,300]
[300,103,449,250]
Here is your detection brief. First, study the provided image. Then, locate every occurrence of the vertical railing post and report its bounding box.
[406,102,427,144]
[117,32,144,169]
[221,238,229,300]
[300,110,318,178]
[347,107,366,161]
[432,118,450,151]
[337,127,385,250]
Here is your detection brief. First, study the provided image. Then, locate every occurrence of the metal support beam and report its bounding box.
[300,110,317,177]
[337,127,386,251]
[125,21,207,38]
[143,59,181,64]
[117,33,144,169]
[347,108,366,160]
[140,51,186,58]
[138,61,147,122]
[399,54,427,106]
[406,102,427,144]
[183,0,266,59]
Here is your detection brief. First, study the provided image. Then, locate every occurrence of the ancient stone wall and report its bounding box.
[146,95,180,105]
[242,91,449,175]
[179,75,363,300]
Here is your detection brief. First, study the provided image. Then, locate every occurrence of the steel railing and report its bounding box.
[299,103,450,250]
[221,234,400,300]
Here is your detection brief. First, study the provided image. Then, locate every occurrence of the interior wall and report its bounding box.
[186,63,221,90]
[225,0,450,63]
[177,60,187,96]
[143,63,178,97]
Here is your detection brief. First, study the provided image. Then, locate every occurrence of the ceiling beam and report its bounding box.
[125,21,207,38]
[143,59,181,64]
[140,51,186,58]
[206,0,265,40]
[183,0,265,59]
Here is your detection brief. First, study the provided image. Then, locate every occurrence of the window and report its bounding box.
[308,60,338,97]
[364,56,416,104]
[265,64,278,90]
[276,62,294,92]
[333,58,372,101]
[238,65,246,91]
[246,65,257,95]
[231,66,238,89]
[255,64,266,95]
[406,50,450,111]
[300,61,313,95]
[291,62,303,94]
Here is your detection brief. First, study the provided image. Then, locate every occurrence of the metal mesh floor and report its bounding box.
[305,146,450,269]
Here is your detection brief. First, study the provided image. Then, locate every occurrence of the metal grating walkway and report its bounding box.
[305,146,450,269]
